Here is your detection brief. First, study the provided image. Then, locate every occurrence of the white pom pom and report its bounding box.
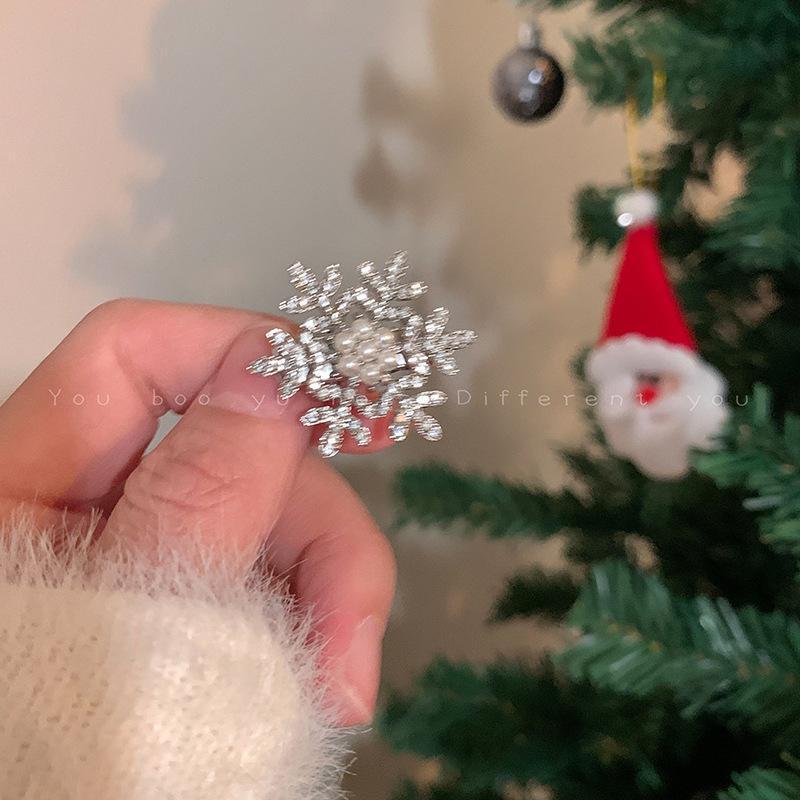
[614,189,659,228]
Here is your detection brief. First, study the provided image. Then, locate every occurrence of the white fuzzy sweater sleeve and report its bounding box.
[0,517,345,800]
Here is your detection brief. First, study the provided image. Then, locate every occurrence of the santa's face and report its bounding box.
[633,371,681,406]
[593,362,728,480]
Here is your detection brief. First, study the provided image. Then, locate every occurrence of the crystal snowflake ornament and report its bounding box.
[247,252,476,458]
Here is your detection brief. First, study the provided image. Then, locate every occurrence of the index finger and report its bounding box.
[0,300,272,506]
[0,299,390,510]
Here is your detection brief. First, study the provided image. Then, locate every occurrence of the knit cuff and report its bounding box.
[0,514,344,800]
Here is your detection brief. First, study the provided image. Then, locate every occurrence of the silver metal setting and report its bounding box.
[247,251,476,457]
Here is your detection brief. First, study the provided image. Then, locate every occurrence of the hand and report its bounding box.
[0,299,397,725]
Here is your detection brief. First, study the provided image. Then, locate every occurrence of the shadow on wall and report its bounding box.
[70,0,438,308]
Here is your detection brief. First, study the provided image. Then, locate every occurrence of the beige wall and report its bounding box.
[0,1,625,796]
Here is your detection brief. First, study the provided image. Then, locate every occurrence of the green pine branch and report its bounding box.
[574,186,626,253]
[382,658,573,791]
[709,124,800,272]
[696,385,800,563]
[717,767,800,800]
[393,454,648,544]
[390,780,503,800]
[381,657,762,799]
[394,458,800,611]
[381,658,650,792]
[393,463,575,539]
[559,561,800,746]
[393,457,646,569]
[491,568,581,623]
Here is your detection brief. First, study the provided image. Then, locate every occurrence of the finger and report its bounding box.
[100,326,314,568]
[0,300,272,506]
[268,453,396,725]
[0,299,392,511]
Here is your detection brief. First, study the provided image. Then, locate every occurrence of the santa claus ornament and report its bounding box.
[586,190,728,479]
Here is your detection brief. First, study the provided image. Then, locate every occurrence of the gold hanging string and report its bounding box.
[624,60,667,190]
[625,93,646,189]
[652,62,667,118]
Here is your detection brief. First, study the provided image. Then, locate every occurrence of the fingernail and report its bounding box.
[207,326,312,418]
[332,615,385,726]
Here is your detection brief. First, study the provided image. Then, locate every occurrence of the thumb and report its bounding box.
[101,325,312,568]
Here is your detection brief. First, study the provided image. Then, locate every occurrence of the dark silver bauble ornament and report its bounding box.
[492,21,565,123]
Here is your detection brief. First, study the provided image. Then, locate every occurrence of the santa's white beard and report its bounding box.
[588,335,729,480]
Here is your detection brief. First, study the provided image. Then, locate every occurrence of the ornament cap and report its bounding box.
[517,20,541,50]
[615,189,659,228]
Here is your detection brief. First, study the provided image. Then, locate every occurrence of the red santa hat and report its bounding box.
[587,190,703,383]
[599,201,695,350]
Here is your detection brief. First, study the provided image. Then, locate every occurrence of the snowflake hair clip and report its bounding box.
[247,252,476,458]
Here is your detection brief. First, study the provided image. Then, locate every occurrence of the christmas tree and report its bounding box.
[380,2,800,798]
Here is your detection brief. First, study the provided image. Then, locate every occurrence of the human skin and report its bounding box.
[0,299,397,725]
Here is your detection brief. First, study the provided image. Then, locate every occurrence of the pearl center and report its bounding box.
[334,318,402,386]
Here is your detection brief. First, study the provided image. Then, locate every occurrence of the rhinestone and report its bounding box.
[415,414,443,441]
[319,428,344,458]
